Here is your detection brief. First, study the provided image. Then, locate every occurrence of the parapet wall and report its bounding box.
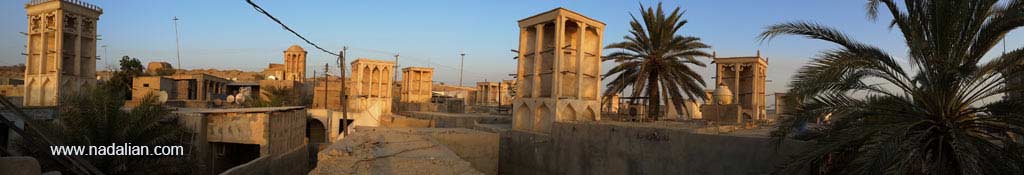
[400,111,511,128]
[499,122,806,175]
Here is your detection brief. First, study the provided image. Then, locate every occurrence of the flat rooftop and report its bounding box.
[174,106,305,114]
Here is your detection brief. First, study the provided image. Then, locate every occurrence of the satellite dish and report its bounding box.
[156,91,169,104]
[226,95,236,103]
[267,75,278,80]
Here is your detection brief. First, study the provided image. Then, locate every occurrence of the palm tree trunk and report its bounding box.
[647,75,660,121]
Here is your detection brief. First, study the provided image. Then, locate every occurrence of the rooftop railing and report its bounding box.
[27,0,103,12]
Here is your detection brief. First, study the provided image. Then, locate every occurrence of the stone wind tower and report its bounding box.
[23,0,102,107]
[283,45,307,82]
[701,52,769,122]
[513,8,605,133]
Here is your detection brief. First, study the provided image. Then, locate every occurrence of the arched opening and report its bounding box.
[39,79,50,105]
[581,107,596,121]
[361,66,371,97]
[534,104,552,133]
[24,80,34,106]
[307,119,326,144]
[558,104,576,122]
[371,67,380,97]
[514,104,532,131]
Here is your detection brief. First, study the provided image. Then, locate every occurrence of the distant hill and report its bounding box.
[0,64,25,79]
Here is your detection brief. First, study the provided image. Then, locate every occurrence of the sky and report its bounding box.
[1,0,1022,100]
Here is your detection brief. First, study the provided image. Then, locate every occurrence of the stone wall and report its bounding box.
[270,145,309,175]
[400,111,511,129]
[499,122,806,175]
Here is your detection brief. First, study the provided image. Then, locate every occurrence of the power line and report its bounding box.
[245,0,339,56]
[244,1,495,83]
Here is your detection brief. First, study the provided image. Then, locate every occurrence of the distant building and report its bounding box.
[262,63,285,80]
[400,67,433,103]
[310,76,352,110]
[260,45,307,82]
[23,0,102,107]
[350,58,395,115]
[700,52,769,123]
[128,73,231,108]
[145,61,173,74]
[0,78,25,105]
[282,45,307,82]
[773,92,788,121]
[473,81,514,107]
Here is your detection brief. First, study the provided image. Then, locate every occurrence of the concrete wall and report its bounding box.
[219,156,270,175]
[173,107,309,175]
[499,122,806,175]
[426,128,500,175]
[379,114,433,128]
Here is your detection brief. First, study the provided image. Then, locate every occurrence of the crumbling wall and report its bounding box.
[499,122,807,175]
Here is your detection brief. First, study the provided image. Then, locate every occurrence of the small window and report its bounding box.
[143,83,150,87]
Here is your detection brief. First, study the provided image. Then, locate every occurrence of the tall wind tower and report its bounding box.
[283,45,307,82]
[513,8,605,133]
[23,0,103,107]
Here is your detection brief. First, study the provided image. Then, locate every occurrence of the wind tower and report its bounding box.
[702,52,769,122]
[284,45,307,82]
[513,8,605,133]
[23,0,103,107]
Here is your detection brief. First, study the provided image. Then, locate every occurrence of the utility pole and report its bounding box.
[102,45,108,65]
[394,53,402,113]
[173,16,182,69]
[497,80,502,111]
[324,63,330,110]
[459,52,465,87]
[313,70,318,108]
[394,53,400,82]
[338,47,350,136]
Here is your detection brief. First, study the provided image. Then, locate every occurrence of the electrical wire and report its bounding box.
[245,0,502,83]
[245,0,339,56]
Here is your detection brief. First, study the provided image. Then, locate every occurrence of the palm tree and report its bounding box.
[603,3,712,121]
[760,0,1024,174]
[19,86,195,174]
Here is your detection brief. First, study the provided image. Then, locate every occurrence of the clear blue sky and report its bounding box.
[2,0,1021,96]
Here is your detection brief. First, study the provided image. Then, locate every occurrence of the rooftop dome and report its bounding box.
[286,45,305,52]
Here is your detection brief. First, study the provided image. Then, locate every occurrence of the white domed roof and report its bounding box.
[713,83,732,97]
[712,83,733,105]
